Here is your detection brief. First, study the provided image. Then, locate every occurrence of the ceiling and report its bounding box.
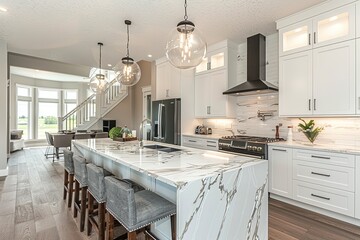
[0,0,326,69]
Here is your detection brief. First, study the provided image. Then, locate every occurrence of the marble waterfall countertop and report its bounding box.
[72,138,264,187]
[269,140,360,155]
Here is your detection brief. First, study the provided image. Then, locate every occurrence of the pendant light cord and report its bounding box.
[126,23,130,57]
[99,44,102,70]
[184,0,188,20]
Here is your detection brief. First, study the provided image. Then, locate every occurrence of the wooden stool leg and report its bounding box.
[87,191,94,236]
[80,186,87,232]
[99,202,106,240]
[74,180,80,218]
[107,213,114,240]
[68,174,74,208]
[63,170,68,200]
[171,215,176,240]
[128,231,137,240]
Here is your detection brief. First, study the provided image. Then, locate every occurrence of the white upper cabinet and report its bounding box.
[357,2,360,39]
[312,40,355,115]
[155,59,181,100]
[279,20,313,56]
[357,39,360,114]
[279,4,355,56]
[194,40,237,118]
[279,51,313,116]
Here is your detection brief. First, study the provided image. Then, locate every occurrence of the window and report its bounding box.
[15,85,78,140]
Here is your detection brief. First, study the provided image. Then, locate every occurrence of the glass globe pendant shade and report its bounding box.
[166,20,207,69]
[114,57,141,86]
[89,73,109,93]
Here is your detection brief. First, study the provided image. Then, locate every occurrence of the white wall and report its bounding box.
[0,40,8,177]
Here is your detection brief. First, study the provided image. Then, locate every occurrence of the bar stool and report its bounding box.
[63,149,74,208]
[73,155,88,232]
[86,163,112,240]
[104,176,177,240]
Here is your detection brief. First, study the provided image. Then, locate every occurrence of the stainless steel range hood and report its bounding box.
[223,34,278,96]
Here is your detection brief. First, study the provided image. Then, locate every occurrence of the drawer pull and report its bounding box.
[207,140,217,143]
[311,172,330,177]
[188,140,197,143]
[207,145,216,147]
[311,193,330,201]
[311,155,330,160]
[272,148,286,152]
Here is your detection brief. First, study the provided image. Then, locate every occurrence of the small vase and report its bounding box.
[302,131,320,144]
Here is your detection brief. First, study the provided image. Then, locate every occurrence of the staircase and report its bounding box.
[58,79,128,131]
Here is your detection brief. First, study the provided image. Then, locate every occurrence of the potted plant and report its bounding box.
[298,118,324,144]
[109,127,122,140]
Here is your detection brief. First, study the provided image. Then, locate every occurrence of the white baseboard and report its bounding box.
[0,167,8,180]
[270,194,360,226]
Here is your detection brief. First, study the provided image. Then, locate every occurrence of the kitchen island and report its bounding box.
[72,138,268,240]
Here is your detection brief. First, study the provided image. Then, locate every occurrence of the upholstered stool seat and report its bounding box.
[63,149,75,208]
[73,155,88,232]
[86,163,113,240]
[105,176,176,240]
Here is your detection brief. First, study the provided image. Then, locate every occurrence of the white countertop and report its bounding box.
[72,138,264,187]
[182,133,222,140]
[269,140,360,155]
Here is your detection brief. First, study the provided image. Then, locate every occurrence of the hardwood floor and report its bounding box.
[1,148,360,240]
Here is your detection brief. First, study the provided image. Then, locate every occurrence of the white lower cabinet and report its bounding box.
[293,180,355,217]
[268,146,293,198]
[270,146,358,220]
[182,136,218,151]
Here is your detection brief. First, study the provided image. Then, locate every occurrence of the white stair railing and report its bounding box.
[58,79,126,131]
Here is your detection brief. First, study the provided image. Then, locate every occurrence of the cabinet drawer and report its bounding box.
[293,149,355,167]
[293,180,355,217]
[293,160,355,192]
[182,137,205,148]
[205,140,218,150]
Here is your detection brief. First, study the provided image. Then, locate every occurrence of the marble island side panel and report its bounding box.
[72,138,268,240]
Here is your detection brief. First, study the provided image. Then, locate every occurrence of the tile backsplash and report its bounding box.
[200,33,360,147]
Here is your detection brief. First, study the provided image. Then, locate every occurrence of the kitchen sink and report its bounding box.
[144,145,182,153]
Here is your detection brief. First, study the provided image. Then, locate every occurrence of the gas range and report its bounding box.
[218,135,285,159]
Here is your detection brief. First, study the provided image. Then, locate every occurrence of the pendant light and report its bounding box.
[114,20,141,86]
[89,42,109,93]
[165,0,207,69]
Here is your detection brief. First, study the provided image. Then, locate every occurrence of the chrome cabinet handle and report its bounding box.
[209,106,211,114]
[308,99,311,111]
[313,99,316,111]
[207,140,217,143]
[308,33,311,45]
[311,172,330,177]
[207,145,217,147]
[272,148,286,152]
[311,155,330,160]
[188,140,197,143]
[166,89,169,98]
[311,193,330,201]
[314,32,316,44]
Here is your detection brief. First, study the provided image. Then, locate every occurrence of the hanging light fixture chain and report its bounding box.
[184,0,188,20]
[99,43,102,69]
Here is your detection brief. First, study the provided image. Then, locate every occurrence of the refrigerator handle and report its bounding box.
[158,103,162,139]
[160,104,165,139]
[174,100,178,145]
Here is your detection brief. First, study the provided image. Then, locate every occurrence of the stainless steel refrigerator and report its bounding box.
[152,98,181,145]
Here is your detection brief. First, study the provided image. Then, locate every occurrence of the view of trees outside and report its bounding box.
[37,102,59,139]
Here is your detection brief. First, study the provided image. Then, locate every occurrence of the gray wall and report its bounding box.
[103,60,152,131]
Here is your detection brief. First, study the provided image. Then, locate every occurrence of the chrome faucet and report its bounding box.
[139,118,152,149]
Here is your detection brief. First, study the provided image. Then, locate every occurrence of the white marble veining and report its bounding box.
[72,138,263,187]
[72,138,268,240]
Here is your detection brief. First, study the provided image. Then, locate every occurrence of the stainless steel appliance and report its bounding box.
[195,125,212,135]
[152,98,181,145]
[218,135,284,159]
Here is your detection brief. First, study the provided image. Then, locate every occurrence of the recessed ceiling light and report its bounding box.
[147,54,152,58]
[107,64,112,67]
[0,7,7,12]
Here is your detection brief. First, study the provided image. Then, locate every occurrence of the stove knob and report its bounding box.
[257,147,263,152]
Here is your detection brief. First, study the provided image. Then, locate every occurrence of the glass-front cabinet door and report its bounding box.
[313,4,355,48]
[195,57,208,73]
[195,51,225,74]
[279,20,312,56]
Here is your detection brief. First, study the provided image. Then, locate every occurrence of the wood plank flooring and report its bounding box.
[1,147,360,240]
